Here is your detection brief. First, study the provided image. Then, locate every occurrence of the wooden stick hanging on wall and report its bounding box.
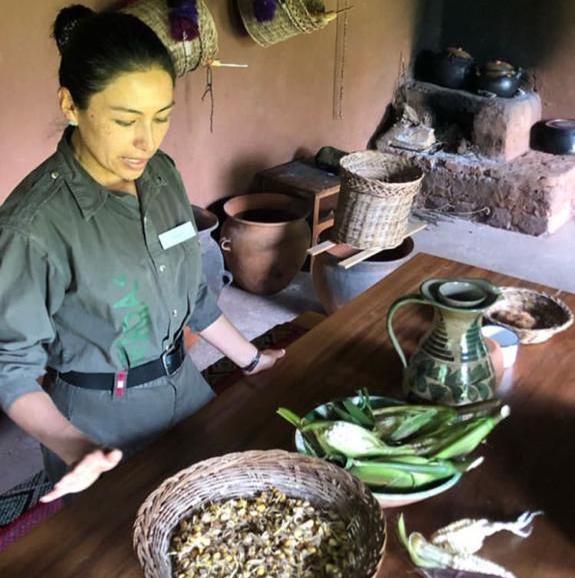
[332,0,350,120]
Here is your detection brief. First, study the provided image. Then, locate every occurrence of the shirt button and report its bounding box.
[143,216,148,224]
[159,265,166,273]
[172,309,178,317]
[50,171,59,180]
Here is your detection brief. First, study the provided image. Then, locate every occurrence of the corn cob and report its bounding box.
[397,514,517,578]
[346,457,458,490]
[302,420,421,459]
[430,405,510,460]
[347,455,483,490]
[430,511,544,555]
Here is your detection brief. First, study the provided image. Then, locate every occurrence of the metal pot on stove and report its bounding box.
[475,60,523,98]
[430,47,475,90]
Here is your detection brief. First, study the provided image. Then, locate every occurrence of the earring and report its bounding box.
[68,119,78,127]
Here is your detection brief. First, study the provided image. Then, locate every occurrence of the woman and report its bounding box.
[0,5,284,503]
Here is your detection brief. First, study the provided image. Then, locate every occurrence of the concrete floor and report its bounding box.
[1,217,574,494]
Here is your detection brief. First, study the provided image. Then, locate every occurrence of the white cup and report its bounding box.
[481,325,519,369]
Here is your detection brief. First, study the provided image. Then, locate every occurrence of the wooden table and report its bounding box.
[2,254,574,577]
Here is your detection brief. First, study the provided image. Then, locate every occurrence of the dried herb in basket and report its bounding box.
[168,487,357,577]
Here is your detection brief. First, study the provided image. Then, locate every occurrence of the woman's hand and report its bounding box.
[243,348,286,376]
[40,447,123,503]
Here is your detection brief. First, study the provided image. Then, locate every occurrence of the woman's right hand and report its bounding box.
[7,392,123,502]
[40,447,123,503]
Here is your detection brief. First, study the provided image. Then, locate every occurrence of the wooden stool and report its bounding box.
[256,160,340,245]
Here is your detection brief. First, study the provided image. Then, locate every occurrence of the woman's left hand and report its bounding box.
[244,348,286,375]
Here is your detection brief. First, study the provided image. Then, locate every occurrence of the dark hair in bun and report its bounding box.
[52,4,94,54]
[52,4,176,110]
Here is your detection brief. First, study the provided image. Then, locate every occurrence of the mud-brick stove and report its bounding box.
[376,80,575,235]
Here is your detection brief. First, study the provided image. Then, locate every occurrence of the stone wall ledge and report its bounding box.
[376,145,575,236]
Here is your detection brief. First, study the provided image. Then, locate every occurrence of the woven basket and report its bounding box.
[122,0,218,75]
[238,0,335,47]
[484,286,574,344]
[333,151,424,250]
[133,450,386,578]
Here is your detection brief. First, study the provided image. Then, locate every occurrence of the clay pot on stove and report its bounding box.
[430,47,475,90]
[475,60,523,98]
[192,205,233,299]
[312,233,415,314]
[220,193,311,295]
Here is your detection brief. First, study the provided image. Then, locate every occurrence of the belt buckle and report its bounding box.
[161,340,180,376]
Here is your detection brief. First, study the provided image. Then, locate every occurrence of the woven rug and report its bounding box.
[0,319,308,552]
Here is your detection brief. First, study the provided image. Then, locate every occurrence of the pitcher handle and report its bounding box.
[222,270,233,287]
[386,294,431,368]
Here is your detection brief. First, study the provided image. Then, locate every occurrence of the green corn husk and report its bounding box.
[327,403,365,426]
[326,399,374,428]
[346,456,457,490]
[431,405,511,460]
[388,409,441,442]
[454,398,504,422]
[277,407,325,457]
[341,398,374,427]
[277,407,304,428]
[397,515,443,569]
[374,405,459,442]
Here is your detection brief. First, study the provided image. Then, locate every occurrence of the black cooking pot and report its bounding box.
[475,60,523,98]
[532,119,575,155]
[431,47,475,90]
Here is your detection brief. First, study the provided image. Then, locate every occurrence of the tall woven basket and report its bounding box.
[122,0,218,75]
[133,450,386,578]
[238,0,336,46]
[333,151,424,250]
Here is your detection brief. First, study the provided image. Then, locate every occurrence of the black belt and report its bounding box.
[53,336,186,391]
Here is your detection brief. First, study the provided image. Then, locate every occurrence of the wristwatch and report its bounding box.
[241,350,262,373]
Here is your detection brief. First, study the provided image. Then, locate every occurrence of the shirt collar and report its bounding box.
[55,128,109,220]
[54,128,164,220]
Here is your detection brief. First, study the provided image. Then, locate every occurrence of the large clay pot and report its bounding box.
[191,205,233,298]
[220,193,311,295]
[312,235,415,314]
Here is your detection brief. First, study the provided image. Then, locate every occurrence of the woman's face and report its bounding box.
[61,67,175,191]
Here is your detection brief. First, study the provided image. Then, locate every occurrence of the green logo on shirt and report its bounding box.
[112,276,152,366]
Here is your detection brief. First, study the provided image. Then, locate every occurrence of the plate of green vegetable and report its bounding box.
[278,391,509,507]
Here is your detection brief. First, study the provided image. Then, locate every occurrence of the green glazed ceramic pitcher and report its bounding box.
[387,278,501,406]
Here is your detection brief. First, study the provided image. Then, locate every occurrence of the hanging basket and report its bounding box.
[333,151,424,250]
[122,0,218,75]
[238,0,337,47]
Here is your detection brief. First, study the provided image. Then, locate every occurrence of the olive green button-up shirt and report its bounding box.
[0,129,221,412]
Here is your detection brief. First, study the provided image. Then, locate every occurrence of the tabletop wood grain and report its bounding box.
[1,253,574,577]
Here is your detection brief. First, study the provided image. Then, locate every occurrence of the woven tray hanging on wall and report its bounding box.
[333,151,424,250]
[121,0,218,75]
[237,0,339,46]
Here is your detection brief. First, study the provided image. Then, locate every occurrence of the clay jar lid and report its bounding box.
[480,59,517,77]
[444,46,473,60]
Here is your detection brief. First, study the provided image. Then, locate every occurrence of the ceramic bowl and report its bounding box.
[481,325,519,368]
[293,396,462,508]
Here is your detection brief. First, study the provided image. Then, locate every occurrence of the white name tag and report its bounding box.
[158,221,196,250]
